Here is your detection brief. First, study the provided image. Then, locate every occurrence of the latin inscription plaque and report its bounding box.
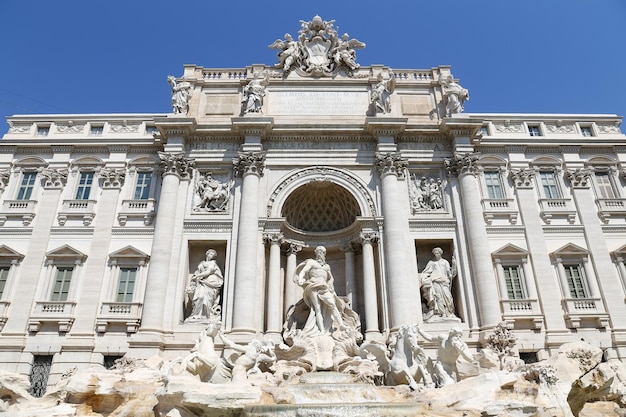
[268,91,369,116]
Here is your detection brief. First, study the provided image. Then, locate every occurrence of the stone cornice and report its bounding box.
[231,117,274,136]
[440,118,482,138]
[154,117,197,141]
[365,117,408,137]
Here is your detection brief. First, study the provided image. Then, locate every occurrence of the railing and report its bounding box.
[562,297,609,329]
[481,198,518,224]
[32,301,75,316]
[538,198,576,223]
[97,302,143,333]
[61,199,96,212]
[563,298,601,312]
[2,200,37,211]
[202,70,248,81]
[120,199,155,212]
[392,71,433,81]
[501,299,540,314]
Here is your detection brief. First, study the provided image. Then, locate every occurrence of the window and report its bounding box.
[484,171,504,199]
[37,126,49,136]
[116,267,137,302]
[0,267,9,298]
[564,264,587,298]
[50,266,73,301]
[580,126,593,137]
[480,126,489,136]
[133,172,152,200]
[75,172,94,200]
[17,172,37,200]
[145,125,158,136]
[540,171,560,199]
[90,125,103,136]
[594,171,616,199]
[503,265,526,299]
[528,125,542,137]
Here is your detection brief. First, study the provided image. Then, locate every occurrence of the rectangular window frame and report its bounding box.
[539,171,561,199]
[484,170,504,199]
[564,264,588,299]
[17,171,37,200]
[89,124,104,136]
[50,266,74,302]
[116,267,137,302]
[502,264,527,300]
[594,170,617,199]
[75,172,94,200]
[0,266,10,299]
[580,126,594,137]
[133,171,153,200]
[528,124,543,137]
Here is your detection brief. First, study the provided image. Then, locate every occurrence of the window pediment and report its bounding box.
[46,245,87,264]
[0,245,24,264]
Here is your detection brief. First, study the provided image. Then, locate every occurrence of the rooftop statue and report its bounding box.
[241,71,270,114]
[167,75,192,115]
[440,74,469,116]
[269,15,365,77]
[371,73,396,114]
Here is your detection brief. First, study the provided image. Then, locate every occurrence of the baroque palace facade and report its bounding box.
[1,16,626,389]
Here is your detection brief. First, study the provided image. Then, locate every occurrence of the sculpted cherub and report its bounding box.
[269,34,301,72]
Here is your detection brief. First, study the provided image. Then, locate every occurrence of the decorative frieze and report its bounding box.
[566,168,592,188]
[510,168,536,189]
[110,121,141,133]
[39,168,68,188]
[158,152,194,178]
[233,151,266,177]
[56,121,86,134]
[375,152,408,179]
[444,152,480,177]
[7,122,31,134]
[545,121,575,133]
[493,121,523,133]
[596,122,621,134]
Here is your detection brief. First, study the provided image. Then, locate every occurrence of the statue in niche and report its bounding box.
[420,247,459,322]
[440,74,469,117]
[268,33,301,72]
[193,172,232,212]
[409,176,444,212]
[416,327,475,387]
[185,249,223,322]
[371,73,396,114]
[292,246,358,335]
[241,71,269,114]
[167,75,192,115]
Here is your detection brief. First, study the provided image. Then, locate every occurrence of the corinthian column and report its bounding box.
[231,151,265,333]
[283,242,302,314]
[140,152,194,331]
[360,231,380,338]
[263,232,283,341]
[376,152,419,328]
[445,152,501,327]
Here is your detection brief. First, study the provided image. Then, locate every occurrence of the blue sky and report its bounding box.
[1,1,625,136]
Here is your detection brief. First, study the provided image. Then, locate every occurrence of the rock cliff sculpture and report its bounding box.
[420,247,458,321]
[176,319,232,383]
[185,249,223,322]
[219,331,276,382]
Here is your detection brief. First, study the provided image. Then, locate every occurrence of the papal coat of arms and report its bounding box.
[269,15,366,77]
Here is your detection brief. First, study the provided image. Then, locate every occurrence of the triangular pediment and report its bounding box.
[492,244,528,259]
[552,243,588,257]
[109,246,149,260]
[612,245,626,256]
[0,245,24,262]
[46,245,87,262]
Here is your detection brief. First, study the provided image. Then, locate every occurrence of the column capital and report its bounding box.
[234,151,266,178]
[284,242,303,256]
[99,167,126,189]
[375,152,408,179]
[0,169,10,190]
[262,232,284,245]
[444,152,480,177]
[359,231,379,244]
[158,152,195,179]
[39,167,68,189]
[509,168,536,189]
[565,168,592,188]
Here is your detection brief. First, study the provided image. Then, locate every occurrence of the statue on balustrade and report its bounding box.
[420,247,459,322]
[167,75,192,115]
[440,74,469,117]
[185,249,223,322]
[370,73,396,114]
[241,71,269,114]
